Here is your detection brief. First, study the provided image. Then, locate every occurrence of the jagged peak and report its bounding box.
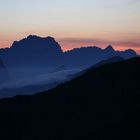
[124,49,137,54]
[105,45,114,51]
[11,35,60,47]
[26,35,56,41]
[13,35,56,43]
[10,35,63,53]
[46,36,56,41]
[27,35,39,39]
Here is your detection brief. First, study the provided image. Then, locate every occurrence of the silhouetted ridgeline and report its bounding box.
[62,45,137,68]
[0,35,138,68]
[0,35,63,67]
[0,57,140,140]
[93,56,124,68]
[0,35,138,98]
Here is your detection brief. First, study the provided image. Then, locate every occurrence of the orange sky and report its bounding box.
[1,33,140,54]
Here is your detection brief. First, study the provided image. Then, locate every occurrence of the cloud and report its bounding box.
[59,37,140,54]
[112,41,140,48]
[60,37,140,48]
[60,38,108,44]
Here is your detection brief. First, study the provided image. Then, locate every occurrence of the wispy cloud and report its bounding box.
[60,38,108,44]
[59,37,140,54]
[112,41,140,48]
[60,38,140,48]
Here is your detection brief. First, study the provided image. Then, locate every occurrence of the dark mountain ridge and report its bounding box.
[93,56,124,67]
[62,45,137,68]
[0,35,138,69]
[0,57,140,140]
[0,35,63,67]
[0,35,138,98]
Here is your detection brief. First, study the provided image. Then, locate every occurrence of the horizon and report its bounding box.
[1,34,139,54]
[1,0,140,53]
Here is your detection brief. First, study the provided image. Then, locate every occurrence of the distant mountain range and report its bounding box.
[0,35,138,68]
[0,57,140,140]
[62,45,137,68]
[0,35,138,97]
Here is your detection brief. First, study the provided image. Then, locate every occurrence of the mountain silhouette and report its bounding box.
[93,56,124,68]
[0,35,138,69]
[0,56,124,98]
[0,35,138,98]
[0,68,81,98]
[62,45,137,68]
[0,35,63,67]
[104,45,115,53]
[0,57,140,140]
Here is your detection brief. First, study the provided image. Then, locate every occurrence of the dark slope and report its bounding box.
[0,57,140,140]
[93,56,124,67]
[0,58,9,83]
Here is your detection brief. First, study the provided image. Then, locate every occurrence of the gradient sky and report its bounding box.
[0,0,140,53]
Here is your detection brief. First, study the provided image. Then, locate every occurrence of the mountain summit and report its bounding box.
[105,45,114,52]
[11,35,62,53]
[12,35,63,54]
[0,35,63,67]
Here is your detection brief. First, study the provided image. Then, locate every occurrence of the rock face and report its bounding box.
[0,57,140,140]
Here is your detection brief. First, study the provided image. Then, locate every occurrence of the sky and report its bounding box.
[0,0,140,53]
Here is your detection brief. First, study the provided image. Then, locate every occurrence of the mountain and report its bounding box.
[0,57,140,140]
[104,45,137,59]
[0,68,81,98]
[117,49,138,59]
[0,56,124,98]
[62,45,137,68]
[0,35,138,98]
[0,35,63,67]
[93,56,124,67]
[69,56,124,78]
[0,35,138,69]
